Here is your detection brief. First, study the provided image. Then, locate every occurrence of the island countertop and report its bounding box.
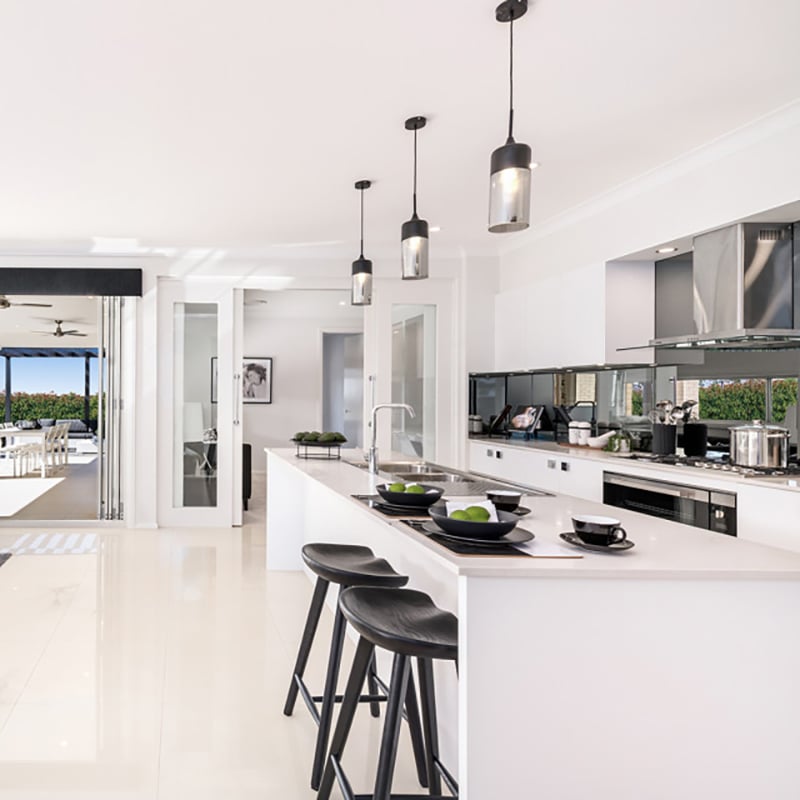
[267,447,800,580]
[266,446,800,800]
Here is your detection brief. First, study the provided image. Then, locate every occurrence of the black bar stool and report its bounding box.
[318,586,459,800]
[284,543,428,791]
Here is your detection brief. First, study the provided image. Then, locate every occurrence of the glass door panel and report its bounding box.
[173,303,218,508]
[391,304,436,459]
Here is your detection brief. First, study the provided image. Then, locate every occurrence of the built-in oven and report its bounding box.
[602,472,737,536]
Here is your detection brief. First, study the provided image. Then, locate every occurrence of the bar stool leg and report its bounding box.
[317,636,376,800]
[284,577,329,716]
[373,652,412,800]
[311,593,348,790]
[404,667,430,789]
[367,652,381,717]
[418,657,442,796]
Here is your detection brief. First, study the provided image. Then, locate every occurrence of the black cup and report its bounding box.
[486,489,522,512]
[682,423,708,457]
[572,515,627,546]
[652,424,677,456]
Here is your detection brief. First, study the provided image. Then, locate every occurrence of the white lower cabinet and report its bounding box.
[468,441,604,501]
[735,483,800,553]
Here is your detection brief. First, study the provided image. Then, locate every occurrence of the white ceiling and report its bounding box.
[0,0,797,263]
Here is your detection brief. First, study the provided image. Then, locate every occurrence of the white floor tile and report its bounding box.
[0,509,431,799]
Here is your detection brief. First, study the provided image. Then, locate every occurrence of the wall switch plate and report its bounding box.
[547,459,556,469]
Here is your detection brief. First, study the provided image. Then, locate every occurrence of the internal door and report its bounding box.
[157,280,243,526]
[322,332,363,448]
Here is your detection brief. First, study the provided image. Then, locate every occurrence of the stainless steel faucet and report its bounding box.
[368,403,415,474]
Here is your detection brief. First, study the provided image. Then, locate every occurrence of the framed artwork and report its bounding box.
[210,357,218,404]
[242,357,272,404]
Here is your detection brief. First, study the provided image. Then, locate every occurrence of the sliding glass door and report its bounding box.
[97,297,123,520]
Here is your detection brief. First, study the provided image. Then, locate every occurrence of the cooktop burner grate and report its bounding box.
[630,453,800,477]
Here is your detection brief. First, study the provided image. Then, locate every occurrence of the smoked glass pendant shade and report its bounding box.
[351,257,373,306]
[401,216,429,280]
[488,140,531,233]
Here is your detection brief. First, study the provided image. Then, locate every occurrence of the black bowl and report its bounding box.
[485,489,522,512]
[427,502,519,540]
[376,483,444,508]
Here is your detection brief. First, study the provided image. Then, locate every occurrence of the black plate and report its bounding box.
[559,532,635,552]
[422,521,533,546]
[372,500,433,516]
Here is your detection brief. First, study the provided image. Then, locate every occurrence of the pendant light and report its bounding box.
[351,180,373,306]
[488,0,532,233]
[401,116,429,280]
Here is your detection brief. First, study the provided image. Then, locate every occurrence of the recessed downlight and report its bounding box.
[656,246,678,254]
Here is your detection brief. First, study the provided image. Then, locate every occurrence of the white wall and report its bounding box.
[242,290,362,467]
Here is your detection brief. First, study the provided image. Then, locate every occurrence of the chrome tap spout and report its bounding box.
[368,403,415,474]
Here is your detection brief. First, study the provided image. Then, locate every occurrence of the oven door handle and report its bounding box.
[603,473,709,502]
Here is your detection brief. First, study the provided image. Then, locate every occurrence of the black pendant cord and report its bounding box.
[412,127,418,219]
[359,188,365,258]
[507,15,515,143]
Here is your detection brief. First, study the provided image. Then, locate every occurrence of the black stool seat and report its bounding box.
[302,543,408,588]
[340,587,458,661]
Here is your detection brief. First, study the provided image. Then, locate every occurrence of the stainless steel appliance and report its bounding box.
[603,471,737,536]
[468,414,484,434]
[648,222,800,350]
[729,420,790,468]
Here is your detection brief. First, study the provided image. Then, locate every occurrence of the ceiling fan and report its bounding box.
[0,295,52,309]
[33,320,88,338]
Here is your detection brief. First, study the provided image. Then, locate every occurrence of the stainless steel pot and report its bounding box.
[468,415,484,435]
[729,420,790,468]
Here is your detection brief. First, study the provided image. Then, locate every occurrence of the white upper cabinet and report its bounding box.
[493,261,654,371]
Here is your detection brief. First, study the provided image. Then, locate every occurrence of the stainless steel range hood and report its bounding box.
[650,222,800,351]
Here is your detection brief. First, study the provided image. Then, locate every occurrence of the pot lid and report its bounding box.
[729,419,790,432]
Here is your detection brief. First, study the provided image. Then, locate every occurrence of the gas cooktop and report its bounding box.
[629,453,800,478]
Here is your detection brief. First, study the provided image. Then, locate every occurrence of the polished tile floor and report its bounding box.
[0,476,423,799]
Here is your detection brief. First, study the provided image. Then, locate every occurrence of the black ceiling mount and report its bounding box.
[495,0,528,23]
[404,116,427,131]
[354,180,371,190]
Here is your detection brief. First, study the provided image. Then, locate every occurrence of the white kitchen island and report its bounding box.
[266,448,800,800]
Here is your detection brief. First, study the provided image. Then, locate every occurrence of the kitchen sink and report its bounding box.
[347,460,435,473]
[392,471,473,483]
[344,458,552,497]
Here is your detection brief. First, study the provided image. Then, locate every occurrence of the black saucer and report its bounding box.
[559,532,635,552]
[422,521,534,546]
